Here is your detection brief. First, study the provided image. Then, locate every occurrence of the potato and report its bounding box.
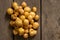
[28,24,33,29]
[10,21,15,26]
[11,14,17,20]
[23,25,28,29]
[7,8,13,15]
[13,29,18,35]
[32,7,37,12]
[23,33,28,38]
[23,19,29,26]
[34,15,39,20]
[18,8,24,14]
[28,15,33,21]
[24,29,28,33]
[30,12,35,18]
[14,12,19,16]
[33,22,39,29]
[18,28,24,36]
[21,1,27,7]
[29,30,37,36]
[24,12,29,18]
[12,2,18,10]
[15,18,23,26]
[19,15,25,21]
[30,20,34,24]
[24,7,31,12]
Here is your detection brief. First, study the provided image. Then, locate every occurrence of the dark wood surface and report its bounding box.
[14,0,40,40]
[42,0,60,40]
[0,0,13,40]
[0,0,40,40]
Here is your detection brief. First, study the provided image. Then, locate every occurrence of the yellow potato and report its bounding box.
[13,29,18,35]
[18,8,24,14]
[7,8,13,15]
[32,7,37,12]
[11,14,17,20]
[34,15,39,20]
[20,15,25,21]
[28,24,33,29]
[23,19,29,26]
[30,12,35,18]
[10,21,15,26]
[15,18,23,26]
[24,6,31,12]
[28,15,33,21]
[18,28,24,36]
[33,22,39,29]
[23,33,28,38]
[24,29,28,33]
[21,1,27,7]
[30,20,34,24]
[24,12,29,18]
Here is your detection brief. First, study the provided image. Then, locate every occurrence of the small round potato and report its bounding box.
[24,7,31,12]
[29,30,37,36]
[33,22,39,29]
[24,12,29,18]
[7,8,13,15]
[23,19,29,26]
[12,2,18,10]
[24,29,28,33]
[23,25,28,29]
[11,14,17,20]
[13,29,18,35]
[14,12,19,16]
[28,24,33,29]
[10,21,15,26]
[28,15,33,21]
[23,33,28,38]
[34,15,39,20]
[30,12,35,18]
[21,1,27,7]
[15,18,23,26]
[32,7,37,12]
[20,15,25,21]
[18,28,24,36]
[19,8,24,14]
[30,20,34,24]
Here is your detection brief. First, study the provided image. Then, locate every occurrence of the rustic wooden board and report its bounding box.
[14,0,40,40]
[0,0,13,40]
[42,0,60,40]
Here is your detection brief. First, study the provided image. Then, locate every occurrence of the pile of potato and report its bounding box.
[7,1,39,38]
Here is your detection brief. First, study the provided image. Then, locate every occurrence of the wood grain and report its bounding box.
[14,0,40,40]
[42,0,60,40]
[0,0,13,40]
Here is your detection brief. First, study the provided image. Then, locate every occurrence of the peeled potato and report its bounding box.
[28,24,33,29]
[23,33,28,38]
[30,20,34,24]
[15,18,23,26]
[18,28,24,36]
[33,22,39,29]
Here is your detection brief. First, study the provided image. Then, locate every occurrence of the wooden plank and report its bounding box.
[14,0,40,40]
[42,0,60,40]
[0,0,13,40]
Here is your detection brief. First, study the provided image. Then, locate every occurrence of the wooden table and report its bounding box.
[0,0,40,40]
[0,0,60,40]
